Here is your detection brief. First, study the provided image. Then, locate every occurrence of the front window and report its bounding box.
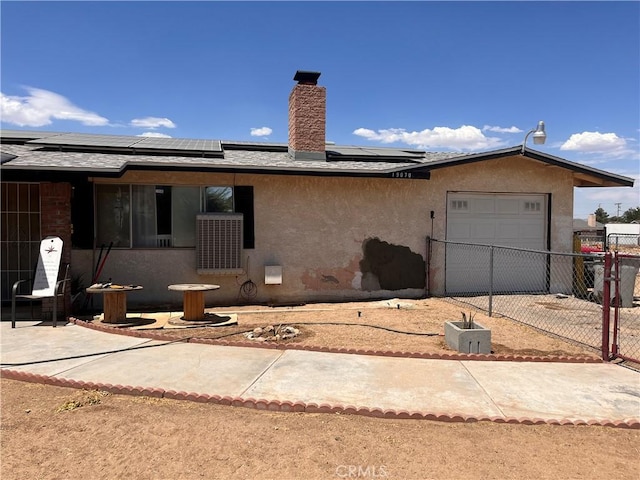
[204,186,233,212]
[96,184,131,247]
[95,184,236,248]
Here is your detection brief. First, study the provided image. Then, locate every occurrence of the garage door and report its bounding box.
[445,193,548,294]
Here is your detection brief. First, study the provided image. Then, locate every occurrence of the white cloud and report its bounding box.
[137,132,172,138]
[250,127,273,137]
[482,125,523,134]
[560,131,636,158]
[130,117,176,129]
[0,87,109,127]
[577,185,640,211]
[353,125,505,151]
[574,189,640,217]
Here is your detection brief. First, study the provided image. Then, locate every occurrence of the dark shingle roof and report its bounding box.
[0,129,446,177]
[0,129,634,187]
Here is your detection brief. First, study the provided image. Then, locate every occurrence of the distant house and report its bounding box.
[573,217,605,236]
[1,71,635,309]
[573,217,606,253]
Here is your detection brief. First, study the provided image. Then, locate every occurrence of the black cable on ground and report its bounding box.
[1,321,438,368]
[196,321,439,342]
[0,336,192,368]
[293,321,440,336]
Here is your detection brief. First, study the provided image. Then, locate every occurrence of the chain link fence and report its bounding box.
[427,238,640,361]
[607,232,640,251]
[608,254,640,362]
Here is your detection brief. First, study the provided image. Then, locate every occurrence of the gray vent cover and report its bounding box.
[196,213,243,274]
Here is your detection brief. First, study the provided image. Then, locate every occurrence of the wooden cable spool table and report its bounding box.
[167,284,220,321]
[85,284,143,324]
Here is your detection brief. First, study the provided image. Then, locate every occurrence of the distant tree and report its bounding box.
[594,207,609,224]
[622,207,640,223]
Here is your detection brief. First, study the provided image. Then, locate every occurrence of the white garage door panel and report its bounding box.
[446,193,547,294]
[521,225,543,240]
[496,223,519,238]
[476,198,496,214]
[496,198,520,214]
[449,223,472,239]
[474,223,496,239]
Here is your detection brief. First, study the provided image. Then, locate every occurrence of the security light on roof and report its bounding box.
[522,121,547,153]
[532,121,546,144]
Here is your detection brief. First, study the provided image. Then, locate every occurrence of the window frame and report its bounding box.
[93,183,254,249]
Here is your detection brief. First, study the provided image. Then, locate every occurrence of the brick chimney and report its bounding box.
[288,70,326,161]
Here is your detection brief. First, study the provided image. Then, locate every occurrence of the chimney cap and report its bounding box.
[294,70,321,85]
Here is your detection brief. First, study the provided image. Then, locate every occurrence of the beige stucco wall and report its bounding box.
[73,154,575,308]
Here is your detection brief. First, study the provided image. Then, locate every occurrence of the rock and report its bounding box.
[245,324,300,341]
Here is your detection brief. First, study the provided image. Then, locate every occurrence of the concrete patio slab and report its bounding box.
[1,322,152,377]
[59,342,283,396]
[462,361,640,421]
[243,350,505,416]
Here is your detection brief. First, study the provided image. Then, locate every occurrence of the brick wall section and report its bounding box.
[288,83,326,153]
[40,182,73,319]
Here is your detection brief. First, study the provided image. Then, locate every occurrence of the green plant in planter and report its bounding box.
[461,311,475,329]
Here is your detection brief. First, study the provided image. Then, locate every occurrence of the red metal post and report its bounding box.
[601,252,612,361]
[611,253,620,356]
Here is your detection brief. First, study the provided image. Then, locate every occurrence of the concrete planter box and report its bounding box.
[445,321,492,354]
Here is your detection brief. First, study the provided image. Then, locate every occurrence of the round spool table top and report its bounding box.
[167,283,220,292]
[86,284,143,293]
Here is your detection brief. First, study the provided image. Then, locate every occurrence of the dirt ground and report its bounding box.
[2,378,639,480]
[127,297,601,359]
[2,298,639,479]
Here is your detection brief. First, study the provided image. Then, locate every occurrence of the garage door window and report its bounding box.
[524,201,542,212]
[451,200,468,211]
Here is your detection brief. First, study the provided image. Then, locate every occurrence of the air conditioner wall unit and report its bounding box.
[196,213,244,275]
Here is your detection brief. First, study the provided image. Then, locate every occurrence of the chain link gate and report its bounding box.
[604,253,640,363]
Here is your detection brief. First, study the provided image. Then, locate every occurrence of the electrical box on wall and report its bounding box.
[265,265,283,285]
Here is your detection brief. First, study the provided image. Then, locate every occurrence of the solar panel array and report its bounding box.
[328,146,425,159]
[26,132,222,153]
[1,130,66,140]
[135,137,222,152]
[29,133,141,148]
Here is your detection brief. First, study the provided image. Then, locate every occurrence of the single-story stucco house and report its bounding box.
[1,71,635,311]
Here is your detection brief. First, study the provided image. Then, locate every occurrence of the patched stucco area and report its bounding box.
[360,238,426,291]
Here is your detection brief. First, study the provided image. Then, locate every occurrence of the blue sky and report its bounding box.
[1,1,639,218]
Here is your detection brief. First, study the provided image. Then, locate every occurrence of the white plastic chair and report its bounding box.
[11,236,69,328]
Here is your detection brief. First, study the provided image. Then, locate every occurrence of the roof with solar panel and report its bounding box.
[0,128,633,187]
[0,129,455,176]
[22,131,224,156]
